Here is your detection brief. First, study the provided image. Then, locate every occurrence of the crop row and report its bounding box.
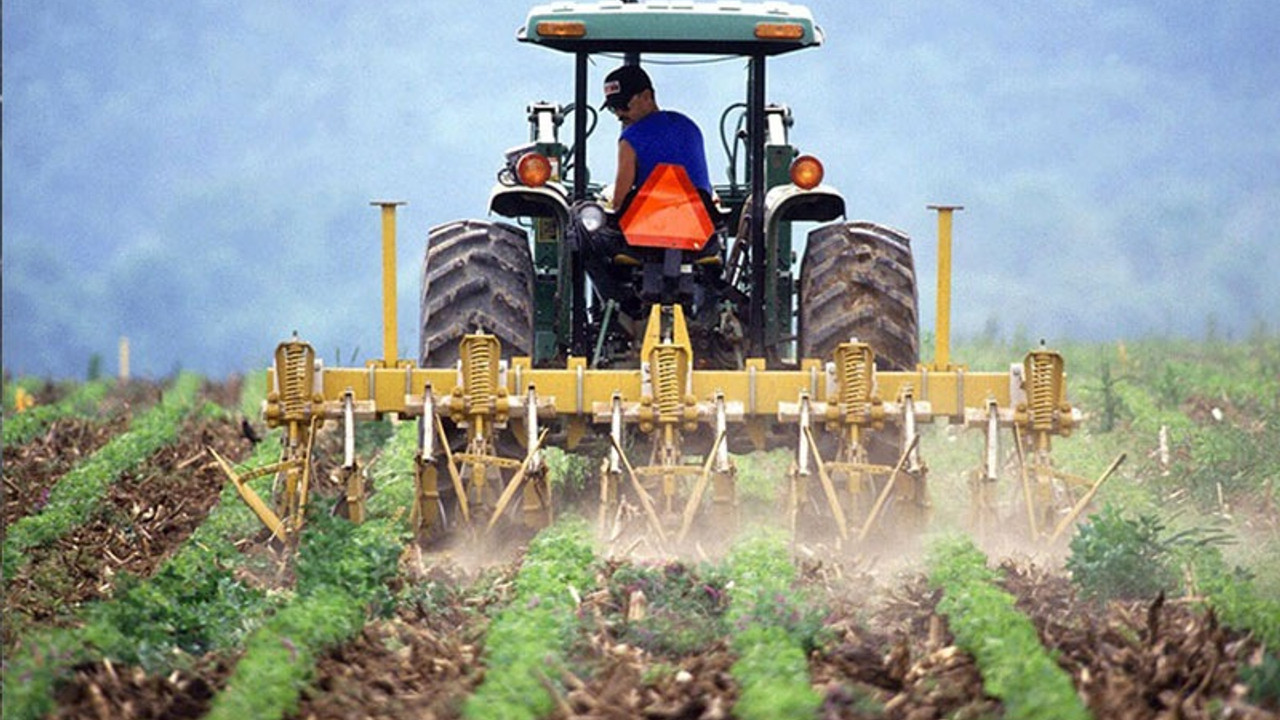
[928,537,1091,720]
[2,373,203,578]
[1,421,286,720]
[465,519,597,720]
[2,378,114,447]
[459,520,832,720]
[4,412,419,720]
[203,420,418,719]
[722,532,823,720]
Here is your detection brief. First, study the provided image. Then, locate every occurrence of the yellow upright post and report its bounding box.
[119,336,131,381]
[371,201,407,367]
[927,205,963,371]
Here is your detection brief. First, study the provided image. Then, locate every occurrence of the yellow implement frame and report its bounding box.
[225,202,1098,547]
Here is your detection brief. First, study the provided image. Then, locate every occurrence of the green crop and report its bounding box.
[205,510,404,720]
[3,373,202,577]
[1067,504,1232,602]
[464,519,597,720]
[363,420,419,525]
[722,530,823,720]
[2,378,113,446]
[203,419,415,720]
[1,427,284,720]
[929,537,1091,720]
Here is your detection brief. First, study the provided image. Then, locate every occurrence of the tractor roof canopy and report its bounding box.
[520,1,822,56]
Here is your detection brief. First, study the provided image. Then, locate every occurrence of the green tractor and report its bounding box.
[420,1,919,380]
[228,1,1093,550]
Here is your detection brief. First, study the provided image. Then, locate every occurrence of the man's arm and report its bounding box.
[612,139,637,210]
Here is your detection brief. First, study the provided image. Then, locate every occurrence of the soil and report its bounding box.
[1001,561,1275,720]
[35,547,1280,720]
[3,414,132,529]
[7,380,1278,719]
[50,655,235,720]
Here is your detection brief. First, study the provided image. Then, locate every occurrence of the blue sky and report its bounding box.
[4,0,1278,378]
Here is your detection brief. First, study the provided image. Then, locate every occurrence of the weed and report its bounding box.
[1067,504,1232,602]
[1240,652,1280,709]
[608,561,728,655]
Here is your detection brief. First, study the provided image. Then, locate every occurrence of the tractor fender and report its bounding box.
[488,182,571,225]
[762,183,846,233]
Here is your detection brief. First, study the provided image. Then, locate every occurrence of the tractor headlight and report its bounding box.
[576,202,607,233]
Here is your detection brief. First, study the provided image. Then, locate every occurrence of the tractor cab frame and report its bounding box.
[491,1,842,367]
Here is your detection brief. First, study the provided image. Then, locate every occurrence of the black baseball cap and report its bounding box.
[601,65,653,110]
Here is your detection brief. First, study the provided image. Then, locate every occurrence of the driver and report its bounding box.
[601,65,712,208]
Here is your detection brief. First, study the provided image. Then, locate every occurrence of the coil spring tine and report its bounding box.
[467,340,494,413]
[654,345,681,422]
[838,345,872,415]
[281,345,309,418]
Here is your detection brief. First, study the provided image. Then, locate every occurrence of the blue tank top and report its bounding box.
[620,110,711,194]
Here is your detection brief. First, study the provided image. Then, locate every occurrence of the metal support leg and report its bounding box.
[341,391,366,524]
[413,385,442,538]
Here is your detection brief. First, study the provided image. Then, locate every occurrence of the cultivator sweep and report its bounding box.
[220,1,1107,549]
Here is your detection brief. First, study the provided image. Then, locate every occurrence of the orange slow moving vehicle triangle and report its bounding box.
[619,163,715,251]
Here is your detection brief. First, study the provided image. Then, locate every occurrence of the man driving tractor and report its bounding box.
[601,64,712,206]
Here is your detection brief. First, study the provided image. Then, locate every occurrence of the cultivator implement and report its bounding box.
[218,204,1101,550]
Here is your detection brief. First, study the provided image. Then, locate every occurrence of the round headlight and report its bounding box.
[578,203,607,232]
[789,154,824,190]
[517,152,553,187]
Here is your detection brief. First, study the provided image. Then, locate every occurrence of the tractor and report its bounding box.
[217,1,1115,551]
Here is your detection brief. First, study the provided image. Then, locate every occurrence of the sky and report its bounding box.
[3,0,1278,379]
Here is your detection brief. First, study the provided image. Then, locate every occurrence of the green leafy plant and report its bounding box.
[205,510,403,720]
[543,445,593,496]
[202,419,418,720]
[1188,546,1280,680]
[929,537,1091,720]
[731,449,792,502]
[1067,505,1231,602]
[1240,652,1280,709]
[608,560,728,655]
[2,378,113,446]
[464,519,597,720]
[1,428,284,720]
[722,530,823,720]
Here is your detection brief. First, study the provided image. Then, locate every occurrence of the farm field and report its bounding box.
[2,336,1278,719]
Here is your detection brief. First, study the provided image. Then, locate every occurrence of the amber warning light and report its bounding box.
[755,22,805,40]
[790,155,824,189]
[537,21,587,38]
[517,152,553,187]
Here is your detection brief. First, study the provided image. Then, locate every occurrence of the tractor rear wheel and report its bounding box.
[420,220,534,365]
[798,221,923,540]
[799,221,919,370]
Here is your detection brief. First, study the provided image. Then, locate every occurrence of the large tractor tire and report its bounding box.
[798,221,923,541]
[420,220,534,366]
[799,221,919,370]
